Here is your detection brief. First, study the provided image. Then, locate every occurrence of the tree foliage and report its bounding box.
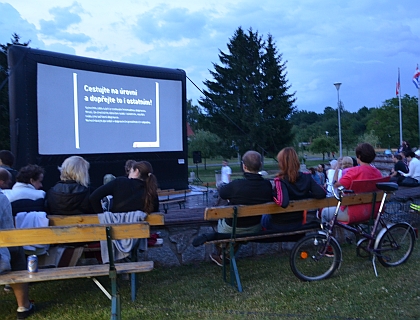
[309,137,337,161]
[199,27,295,157]
[188,130,222,168]
[0,33,30,150]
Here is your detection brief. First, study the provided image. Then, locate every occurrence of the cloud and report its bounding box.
[39,1,90,43]
[0,3,44,49]
[133,5,209,44]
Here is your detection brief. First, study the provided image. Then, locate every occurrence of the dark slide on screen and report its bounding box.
[37,64,183,155]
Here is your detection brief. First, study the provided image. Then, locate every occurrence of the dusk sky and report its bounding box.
[1,0,420,114]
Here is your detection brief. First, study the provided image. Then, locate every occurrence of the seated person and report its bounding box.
[389,154,408,182]
[4,164,46,216]
[261,147,326,231]
[0,150,18,187]
[398,151,420,185]
[326,159,342,196]
[90,161,159,214]
[46,156,93,215]
[0,168,35,319]
[321,143,382,224]
[210,151,273,266]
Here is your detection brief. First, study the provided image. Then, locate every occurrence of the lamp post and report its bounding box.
[334,82,342,158]
[325,131,329,137]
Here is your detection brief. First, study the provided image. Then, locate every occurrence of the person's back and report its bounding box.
[46,156,92,215]
[3,164,46,216]
[90,161,159,214]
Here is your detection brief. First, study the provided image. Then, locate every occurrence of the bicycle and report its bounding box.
[290,182,416,281]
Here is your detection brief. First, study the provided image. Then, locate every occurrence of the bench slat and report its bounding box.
[0,261,154,285]
[204,191,385,220]
[47,213,165,226]
[0,223,150,247]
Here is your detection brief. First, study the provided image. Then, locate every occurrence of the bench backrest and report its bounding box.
[0,223,150,248]
[204,192,385,220]
[47,213,164,226]
[344,176,390,224]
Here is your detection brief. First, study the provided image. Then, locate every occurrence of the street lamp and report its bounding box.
[334,82,342,158]
[325,131,329,137]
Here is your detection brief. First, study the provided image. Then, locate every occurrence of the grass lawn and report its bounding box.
[1,242,419,319]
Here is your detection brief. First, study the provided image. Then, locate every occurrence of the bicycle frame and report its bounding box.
[322,186,391,276]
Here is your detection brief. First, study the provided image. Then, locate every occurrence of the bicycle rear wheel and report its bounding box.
[290,233,341,281]
[376,223,415,267]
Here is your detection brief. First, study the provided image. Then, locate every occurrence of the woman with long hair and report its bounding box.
[89,161,159,214]
[261,147,326,231]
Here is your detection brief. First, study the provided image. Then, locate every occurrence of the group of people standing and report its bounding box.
[0,150,160,319]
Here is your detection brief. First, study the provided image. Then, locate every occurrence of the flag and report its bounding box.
[414,64,420,89]
[396,68,400,96]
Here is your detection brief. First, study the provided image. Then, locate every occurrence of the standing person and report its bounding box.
[89,161,159,214]
[0,168,35,319]
[321,143,382,223]
[4,164,46,216]
[46,156,92,215]
[0,150,18,187]
[210,151,273,266]
[261,147,326,231]
[220,159,232,186]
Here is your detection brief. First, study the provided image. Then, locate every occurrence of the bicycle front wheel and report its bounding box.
[290,233,342,281]
[376,223,415,267]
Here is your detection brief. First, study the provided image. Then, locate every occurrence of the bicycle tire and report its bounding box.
[290,233,342,281]
[376,223,415,267]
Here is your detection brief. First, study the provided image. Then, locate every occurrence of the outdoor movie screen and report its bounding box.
[37,64,183,155]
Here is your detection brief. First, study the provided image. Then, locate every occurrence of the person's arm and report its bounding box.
[218,182,234,200]
[89,180,116,213]
[310,177,327,199]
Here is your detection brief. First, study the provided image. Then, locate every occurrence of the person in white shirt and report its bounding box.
[3,164,46,216]
[220,160,232,185]
[402,151,420,182]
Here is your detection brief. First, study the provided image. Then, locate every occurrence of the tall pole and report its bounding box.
[397,68,403,147]
[418,87,420,148]
[334,82,342,158]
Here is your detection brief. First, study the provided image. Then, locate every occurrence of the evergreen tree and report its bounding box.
[199,27,295,157]
[0,33,30,149]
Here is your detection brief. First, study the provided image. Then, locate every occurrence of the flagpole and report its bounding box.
[418,86,420,147]
[398,68,403,147]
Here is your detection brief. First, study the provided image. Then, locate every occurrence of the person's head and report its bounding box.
[341,156,353,169]
[404,151,416,162]
[130,161,158,213]
[0,150,15,168]
[309,167,316,175]
[277,147,300,183]
[103,174,116,185]
[59,156,90,187]
[242,151,262,173]
[329,159,338,170]
[317,163,325,172]
[222,159,229,167]
[125,159,136,176]
[16,164,44,190]
[393,154,403,162]
[355,143,376,164]
[0,168,12,189]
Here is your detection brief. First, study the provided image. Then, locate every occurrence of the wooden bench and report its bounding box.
[158,189,191,213]
[0,222,152,320]
[196,191,386,292]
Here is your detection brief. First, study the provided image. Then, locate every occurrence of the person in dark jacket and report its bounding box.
[46,156,92,215]
[261,147,326,231]
[89,161,159,214]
